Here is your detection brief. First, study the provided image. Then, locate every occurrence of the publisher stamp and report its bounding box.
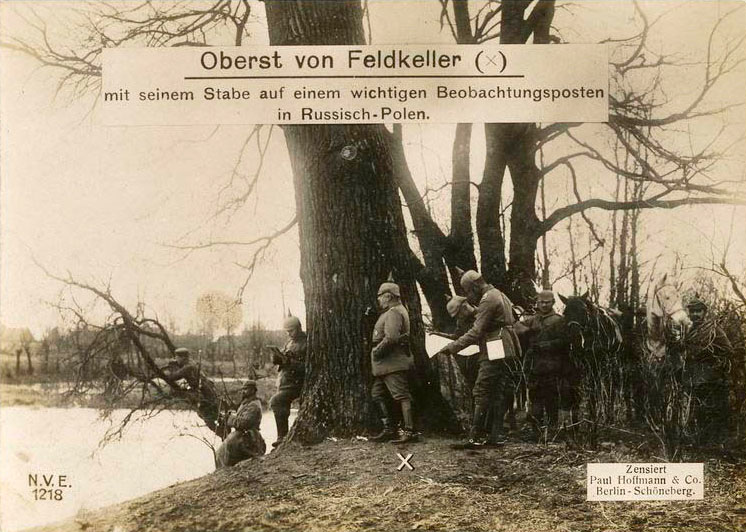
[587,463,704,501]
[28,473,72,501]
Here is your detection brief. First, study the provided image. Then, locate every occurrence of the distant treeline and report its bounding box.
[0,324,286,382]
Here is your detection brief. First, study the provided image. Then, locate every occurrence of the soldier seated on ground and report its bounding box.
[215,380,266,468]
[684,297,733,446]
[163,347,220,431]
[514,290,570,438]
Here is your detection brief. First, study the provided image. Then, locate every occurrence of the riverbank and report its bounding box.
[30,437,746,532]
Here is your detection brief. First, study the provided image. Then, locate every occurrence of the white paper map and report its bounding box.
[426,334,480,358]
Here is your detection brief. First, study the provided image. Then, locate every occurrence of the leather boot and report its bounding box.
[487,398,508,446]
[272,410,289,448]
[370,418,397,442]
[453,404,488,449]
[391,401,419,443]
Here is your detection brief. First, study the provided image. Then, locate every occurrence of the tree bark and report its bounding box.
[389,125,452,330]
[475,1,555,306]
[506,123,542,306]
[477,124,509,289]
[449,123,477,273]
[265,1,457,442]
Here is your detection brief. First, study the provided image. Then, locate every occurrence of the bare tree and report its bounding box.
[399,0,745,311]
[5,0,745,440]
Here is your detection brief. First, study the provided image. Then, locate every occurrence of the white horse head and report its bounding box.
[645,274,691,360]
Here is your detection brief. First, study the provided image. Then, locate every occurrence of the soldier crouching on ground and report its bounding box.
[436,270,519,448]
[164,347,220,431]
[369,280,419,444]
[215,380,266,468]
[269,314,307,448]
[514,290,570,438]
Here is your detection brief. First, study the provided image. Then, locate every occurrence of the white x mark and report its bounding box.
[396,452,414,471]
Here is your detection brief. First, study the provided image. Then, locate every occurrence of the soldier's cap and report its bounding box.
[459,270,482,289]
[537,290,555,302]
[174,347,191,357]
[283,316,301,330]
[377,282,400,298]
[241,380,258,390]
[687,297,708,310]
[446,295,468,318]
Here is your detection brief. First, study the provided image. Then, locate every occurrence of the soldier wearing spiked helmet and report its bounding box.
[369,273,418,444]
[268,310,307,448]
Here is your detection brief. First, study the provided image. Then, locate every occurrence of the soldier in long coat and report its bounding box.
[215,380,266,468]
[515,290,570,433]
[437,271,519,446]
[269,315,307,448]
[685,297,733,445]
[369,281,418,443]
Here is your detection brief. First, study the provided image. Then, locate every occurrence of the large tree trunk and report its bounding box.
[476,1,555,306]
[477,124,509,289]
[265,1,457,442]
[389,125,452,330]
[449,123,477,273]
[506,123,542,306]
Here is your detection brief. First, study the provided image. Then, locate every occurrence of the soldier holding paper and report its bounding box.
[269,314,307,448]
[436,270,519,446]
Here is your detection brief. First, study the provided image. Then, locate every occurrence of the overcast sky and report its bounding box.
[1,1,744,337]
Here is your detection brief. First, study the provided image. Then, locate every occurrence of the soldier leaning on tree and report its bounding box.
[514,290,571,437]
[684,297,733,445]
[269,314,307,448]
[369,280,419,444]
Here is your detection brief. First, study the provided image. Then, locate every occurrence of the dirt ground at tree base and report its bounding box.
[32,437,746,532]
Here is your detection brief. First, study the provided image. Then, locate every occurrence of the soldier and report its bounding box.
[165,347,220,431]
[269,315,307,448]
[215,380,266,468]
[515,290,570,435]
[446,295,479,391]
[369,280,418,444]
[685,297,733,445]
[436,271,518,447]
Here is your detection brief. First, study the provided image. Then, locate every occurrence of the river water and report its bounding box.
[0,406,292,531]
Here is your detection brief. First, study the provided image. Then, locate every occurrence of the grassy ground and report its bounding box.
[29,436,746,532]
